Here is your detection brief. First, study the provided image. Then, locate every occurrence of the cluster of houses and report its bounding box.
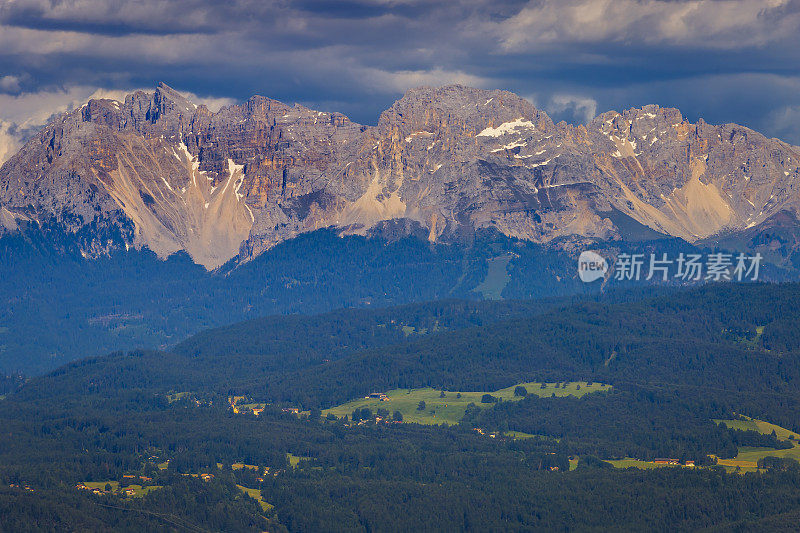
[347,416,401,426]
[365,392,390,401]
[8,483,34,492]
[75,474,155,496]
[227,396,272,416]
[232,404,268,416]
[473,428,500,438]
[76,483,136,496]
[123,474,153,482]
[654,458,695,467]
[227,395,304,417]
[187,464,281,483]
[178,472,216,482]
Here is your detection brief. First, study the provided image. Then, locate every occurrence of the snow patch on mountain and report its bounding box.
[477,118,536,137]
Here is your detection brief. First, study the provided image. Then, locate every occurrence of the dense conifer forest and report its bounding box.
[0,223,784,375]
[4,282,800,530]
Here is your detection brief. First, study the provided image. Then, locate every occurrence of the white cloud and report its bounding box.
[0,121,23,165]
[0,25,223,64]
[548,94,598,123]
[0,75,22,93]
[496,0,800,51]
[180,92,236,112]
[0,0,222,36]
[361,67,493,93]
[768,105,800,146]
[0,86,94,129]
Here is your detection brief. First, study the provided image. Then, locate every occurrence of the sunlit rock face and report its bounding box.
[1,83,799,269]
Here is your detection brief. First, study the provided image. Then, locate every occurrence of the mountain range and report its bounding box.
[2,83,799,269]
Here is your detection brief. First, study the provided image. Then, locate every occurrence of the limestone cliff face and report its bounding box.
[585,106,800,241]
[1,83,799,268]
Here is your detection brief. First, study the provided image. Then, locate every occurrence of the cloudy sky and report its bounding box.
[1,0,799,160]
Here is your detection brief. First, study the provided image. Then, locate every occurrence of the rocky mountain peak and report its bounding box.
[1,84,800,270]
[378,85,553,138]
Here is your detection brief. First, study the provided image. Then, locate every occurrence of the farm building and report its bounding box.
[367,392,389,401]
[654,458,680,465]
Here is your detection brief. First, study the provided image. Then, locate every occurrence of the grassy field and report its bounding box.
[714,416,800,441]
[286,453,311,468]
[166,391,190,403]
[323,381,611,426]
[733,325,765,348]
[83,480,120,491]
[608,459,680,470]
[231,463,260,471]
[473,254,515,300]
[711,416,800,472]
[236,403,265,412]
[400,323,441,336]
[236,485,273,512]
[719,446,800,471]
[503,430,551,440]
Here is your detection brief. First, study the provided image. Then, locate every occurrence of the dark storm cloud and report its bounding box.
[0,0,799,145]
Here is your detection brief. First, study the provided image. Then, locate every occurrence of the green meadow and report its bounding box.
[237,485,274,512]
[607,459,678,470]
[711,416,800,473]
[323,381,611,425]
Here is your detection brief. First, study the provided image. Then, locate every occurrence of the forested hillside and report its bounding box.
[20,283,799,417]
[4,283,800,531]
[0,225,595,375]
[2,219,795,376]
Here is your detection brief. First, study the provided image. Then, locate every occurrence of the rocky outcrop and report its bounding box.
[1,83,799,269]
